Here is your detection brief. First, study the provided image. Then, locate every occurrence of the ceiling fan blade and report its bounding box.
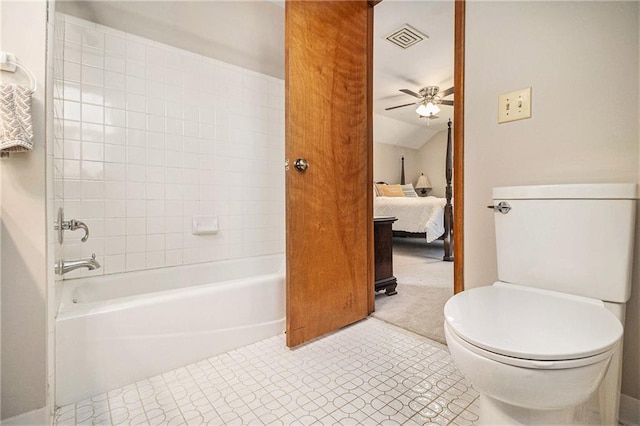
[440,87,454,97]
[399,89,422,99]
[440,100,454,106]
[385,102,418,111]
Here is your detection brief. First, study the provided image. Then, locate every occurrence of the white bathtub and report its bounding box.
[56,254,285,406]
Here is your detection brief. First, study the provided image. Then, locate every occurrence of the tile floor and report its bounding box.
[54,318,479,425]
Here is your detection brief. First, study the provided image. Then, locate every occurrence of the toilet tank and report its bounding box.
[493,184,637,303]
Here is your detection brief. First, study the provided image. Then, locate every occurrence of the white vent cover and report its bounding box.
[385,24,428,49]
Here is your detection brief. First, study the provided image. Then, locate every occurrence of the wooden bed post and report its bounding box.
[400,156,405,185]
[443,119,454,261]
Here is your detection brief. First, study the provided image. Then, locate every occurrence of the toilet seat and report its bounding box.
[444,282,623,369]
[444,321,616,370]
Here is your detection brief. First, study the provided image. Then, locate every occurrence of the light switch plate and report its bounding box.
[498,87,532,124]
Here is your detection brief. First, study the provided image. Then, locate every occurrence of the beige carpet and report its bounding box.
[372,238,454,345]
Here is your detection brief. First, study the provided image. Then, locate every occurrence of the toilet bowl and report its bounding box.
[444,282,622,425]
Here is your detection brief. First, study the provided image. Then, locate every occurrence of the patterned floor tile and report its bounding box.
[55,318,478,425]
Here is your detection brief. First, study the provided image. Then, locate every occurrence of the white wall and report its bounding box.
[373,113,437,150]
[374,131,449,197]
[416,129,448,198]
[464,0,639,401]
[373,143,419,185]
[56,1,285,80]
[0,1,49,419]
[54,15,285,278]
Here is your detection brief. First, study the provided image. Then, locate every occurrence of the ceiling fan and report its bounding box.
[385,86,454,120]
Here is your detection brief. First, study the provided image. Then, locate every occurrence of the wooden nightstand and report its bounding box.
[374,216,397,296]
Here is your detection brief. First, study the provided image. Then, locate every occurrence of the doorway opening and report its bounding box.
[371,0,465,345]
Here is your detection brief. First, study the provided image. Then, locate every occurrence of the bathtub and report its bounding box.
[56,254,285,406]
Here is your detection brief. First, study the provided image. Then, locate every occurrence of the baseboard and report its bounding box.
[1,407,49,426]
[620,394,640,426]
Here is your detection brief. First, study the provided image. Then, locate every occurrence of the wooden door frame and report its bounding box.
[368,0,376,313]
[453,0,465,294]
[370,0,465,294]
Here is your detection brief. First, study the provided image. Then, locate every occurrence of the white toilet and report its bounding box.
[444,184,637,425]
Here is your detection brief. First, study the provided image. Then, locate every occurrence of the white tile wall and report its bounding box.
[53,14,285,278]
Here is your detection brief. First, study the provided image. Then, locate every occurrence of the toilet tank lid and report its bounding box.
[493,183,638,200]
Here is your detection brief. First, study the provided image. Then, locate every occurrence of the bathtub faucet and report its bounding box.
[55,253,101,276]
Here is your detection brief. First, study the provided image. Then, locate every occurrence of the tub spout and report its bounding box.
[55,253,101,276]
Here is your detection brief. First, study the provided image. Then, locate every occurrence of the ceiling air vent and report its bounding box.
[385,24,428,49]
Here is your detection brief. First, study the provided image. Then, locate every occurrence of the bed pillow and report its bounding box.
[376,184,404,197]
[401,183,419,198]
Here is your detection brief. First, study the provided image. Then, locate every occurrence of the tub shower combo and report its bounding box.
[52,12,286,406]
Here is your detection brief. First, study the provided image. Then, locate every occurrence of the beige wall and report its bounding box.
[464,0,639,400]
[627,6,640,403]
[373,143,420,186]
[0,1,49,419]
[416,129,448,198]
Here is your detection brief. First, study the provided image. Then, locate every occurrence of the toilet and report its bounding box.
[444,184,637,425]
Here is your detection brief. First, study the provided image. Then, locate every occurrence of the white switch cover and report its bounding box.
[498,87,531,124]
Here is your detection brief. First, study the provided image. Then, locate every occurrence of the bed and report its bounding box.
[374,120,454,261]
[374,195,446,242]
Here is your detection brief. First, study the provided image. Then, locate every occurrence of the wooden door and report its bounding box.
[285,0,373,347]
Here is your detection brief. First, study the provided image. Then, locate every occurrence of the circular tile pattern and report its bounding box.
[335,372,364,391]
[53,319,479,426]
[369,373,399,392]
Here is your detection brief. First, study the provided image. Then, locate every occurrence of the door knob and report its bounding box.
[294,158,309,172]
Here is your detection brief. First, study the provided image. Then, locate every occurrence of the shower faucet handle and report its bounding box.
[54,209,90,243]
[68,219,90,242]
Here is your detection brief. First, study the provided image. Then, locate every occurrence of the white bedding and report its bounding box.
[374,196,446,243]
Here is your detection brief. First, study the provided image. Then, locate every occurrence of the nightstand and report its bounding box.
[374,216,397,296]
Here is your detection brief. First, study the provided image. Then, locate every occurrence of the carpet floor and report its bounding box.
[372,238,454,344]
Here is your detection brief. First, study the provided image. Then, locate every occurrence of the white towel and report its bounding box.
[0,83,34,153]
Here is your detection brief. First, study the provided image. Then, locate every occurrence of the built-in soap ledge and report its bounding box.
[192,216,219,235]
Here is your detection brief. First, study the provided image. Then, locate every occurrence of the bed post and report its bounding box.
[443,119,454,261]
[400,155,405,185]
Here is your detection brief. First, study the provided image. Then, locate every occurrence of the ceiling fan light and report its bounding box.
[426,102,440,116]
[416,101,440,117]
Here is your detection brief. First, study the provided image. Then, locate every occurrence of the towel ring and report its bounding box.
[12,59,37,93]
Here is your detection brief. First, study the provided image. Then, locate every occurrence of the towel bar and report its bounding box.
[0,51,37,93]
